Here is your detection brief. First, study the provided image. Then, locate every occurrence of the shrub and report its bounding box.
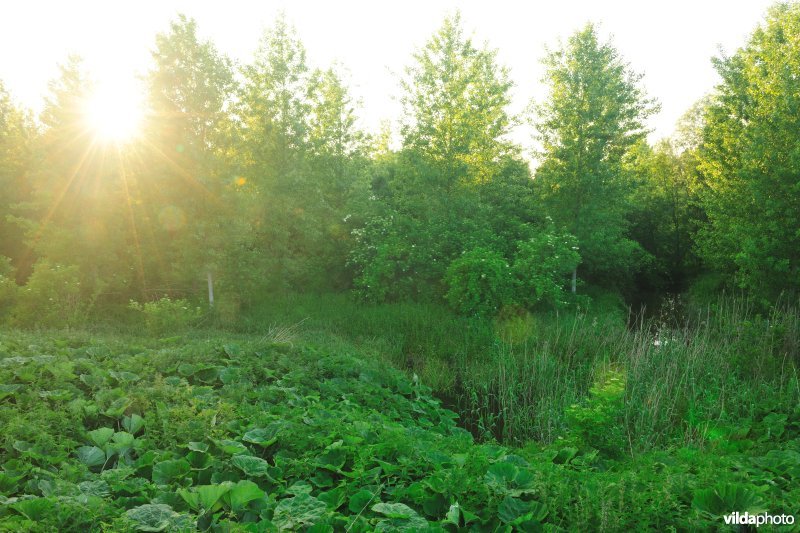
[0,256,17,324]
[13,260,87,328]
[444,247,513,317]
[512,229,580,309]
[128,297,203,335]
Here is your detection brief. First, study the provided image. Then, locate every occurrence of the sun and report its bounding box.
[84,79,144,143]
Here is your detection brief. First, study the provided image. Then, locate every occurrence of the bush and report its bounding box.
[13,260,87,328]
[444,247,513,317]
[512,230,580,309]
[0,257,17,324]
[128,297,203,336]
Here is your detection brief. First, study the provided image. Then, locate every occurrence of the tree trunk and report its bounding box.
[571,268,577,294]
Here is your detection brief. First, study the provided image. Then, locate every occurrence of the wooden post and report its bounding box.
[207,271,214,307]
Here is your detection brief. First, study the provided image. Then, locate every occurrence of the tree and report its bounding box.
[696,3,800,299]
[237,16,368,292]
[626,139,702,293]
[306,66,369,288]
[0,80,35,281]
[138,14,238,303]
[400,11,515,188]
[534,24,657,292]
[15,56,135,305]
[350,13,531,303]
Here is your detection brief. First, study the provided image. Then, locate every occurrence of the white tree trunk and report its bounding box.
[571,268,577,294]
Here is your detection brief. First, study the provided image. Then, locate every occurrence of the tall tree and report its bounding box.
[696,3,800,299]
[239,16,367,292]
[16,56,136,302]
[627,139,702,293]
[400,11,515,188]
[0,80,35,280]
[139,14,237,302]
[534,24,657,292]
[240,14,310,185]
[350,13,532,302]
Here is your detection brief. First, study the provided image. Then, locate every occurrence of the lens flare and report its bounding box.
[84,79,143,142]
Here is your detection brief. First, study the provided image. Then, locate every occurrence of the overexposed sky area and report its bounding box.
[0,0,776,148]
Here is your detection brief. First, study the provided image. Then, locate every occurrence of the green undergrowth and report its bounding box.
[0,328,798,531]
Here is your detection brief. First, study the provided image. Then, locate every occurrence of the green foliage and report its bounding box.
[534,24,657,289]
[0,83,34,281]
[0,257,17,323]
[566,367,627,457]
[626,137,704,293]
[12,260,88,328]
[513,228,580,309]
[128,297,203,336]
[445,247,512,316]
[401,12,515,186]
[696,3,800,300]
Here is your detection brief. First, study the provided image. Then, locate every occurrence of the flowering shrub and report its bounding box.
[444,247,513,317]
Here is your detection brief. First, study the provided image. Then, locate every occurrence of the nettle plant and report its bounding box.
[566,366,628,457]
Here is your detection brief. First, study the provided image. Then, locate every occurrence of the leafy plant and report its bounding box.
[444,247,513,317]
[128,297,203,336]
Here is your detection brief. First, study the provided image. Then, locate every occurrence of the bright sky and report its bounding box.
[0,0,776,148]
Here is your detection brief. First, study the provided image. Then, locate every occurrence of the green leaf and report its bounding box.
[194,366,221,383]
[125,504,179,532]
[219,367,241,384]
[0,471,25,494]
[186,451,214,470]
[372,502,418,519]
[0,384,21,401]
[123,414,146,435]
[79,480,111,497]
[692,484,766,518]
[77,446,107,468]
[226,480,265,512]
[485,462,517,486]
[214,439,249,455]
[272,493,327,530]
[223,344,241,357]
[87,427,115,447]
[177,363,196,376]
[317,487,346,510]
[348,489,376,514]
[497,496,547,525]
[103,396,132,418]
[152,458,191,485]
[231,455,272,478]
[180,483,233,513]
[80,373,106,389]
[185,441,209,453]
[12,497,55,521]
[242,426,280,447]
[552,447,578,465]
[110,370,141,384]
[112,431,136,450]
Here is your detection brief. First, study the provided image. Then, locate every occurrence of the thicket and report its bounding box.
[1,4,798,323]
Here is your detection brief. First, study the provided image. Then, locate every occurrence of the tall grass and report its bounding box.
[238,292,800,453]
[461,296,800,450]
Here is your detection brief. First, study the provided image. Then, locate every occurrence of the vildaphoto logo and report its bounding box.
[723,512,795,527]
